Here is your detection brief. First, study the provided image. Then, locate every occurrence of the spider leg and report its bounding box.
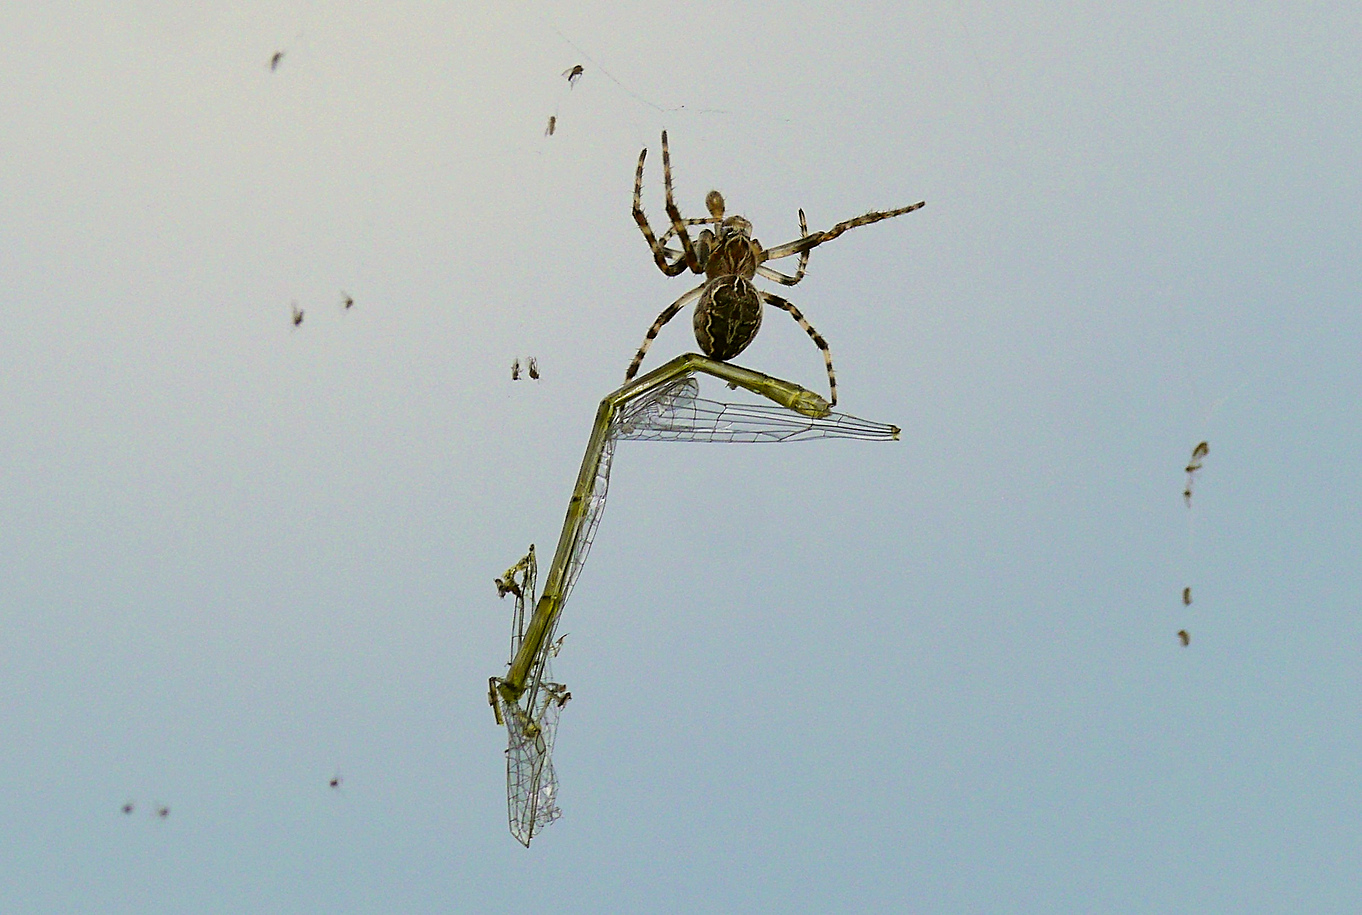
[625,285,705,381]
[658,216,720,250]
[760,291,838,407]
[633,144,691,277]
[659,131,704,274]
[763,200,925,262]
[754,209,811,286]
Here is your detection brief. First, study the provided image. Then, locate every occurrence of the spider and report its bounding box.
[626,131,924,407]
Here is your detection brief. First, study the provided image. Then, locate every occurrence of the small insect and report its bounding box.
[1178,630,1190,646]
[563,65,584,87]
[548,632,568,656]
[511,357,521,381]
[329,772,342,789]
[555,690,572,708]
[291,302,304,326]
[627,131,924,407]
[1182,587,1192,606]
[121,800,135,815]
[342,291,354,310]
[545,116,557,137]
[1183,441,1209,506]
[156,805,170,818]
[528,357,540,380]
[270,51,284,71]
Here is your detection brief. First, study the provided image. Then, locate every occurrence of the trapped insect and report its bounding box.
[291,302,304,326]
[270,51,284,71]
[511,358,521,381]
[627,132,923,407]
[528,357,540,380]
[1178,630,1190,646]
[1182,587,1192,606]
[121,801,135,815]
[545,116,556,137]
[563,64,584,87]
[342,291,353,310]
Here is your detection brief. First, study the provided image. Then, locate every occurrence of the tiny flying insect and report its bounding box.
[1183,441,1209,506]
[329,771,342,789]
[121,800,135,815]
[563,65,584,87]
[511,357,521,381]
[1182,587,1192,606]
[545,116,556,137]
[270,51,284,71]
[156,805,170,818]
[342,291,354,310]
[528,357,540,380]
[1178,630,1190,646]
[291,302,304,326]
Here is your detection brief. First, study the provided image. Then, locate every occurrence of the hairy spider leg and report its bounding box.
[754,209,811,286]
[763,200,925,262]
[760,291,838,407]
[659,131,704,274]
[633,147,691,277]
[624,285,706,381]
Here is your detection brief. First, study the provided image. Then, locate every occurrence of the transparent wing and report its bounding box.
[614,375,900,442]
[498,677,564,847]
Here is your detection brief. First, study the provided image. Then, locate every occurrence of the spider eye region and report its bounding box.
[695,276,762,361]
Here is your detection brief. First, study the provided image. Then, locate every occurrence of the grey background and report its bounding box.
[3,1,1360,911]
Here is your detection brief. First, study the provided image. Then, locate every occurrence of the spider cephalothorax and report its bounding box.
[627,131,924,406]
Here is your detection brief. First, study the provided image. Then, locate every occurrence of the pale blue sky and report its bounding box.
[3,1,1361,911]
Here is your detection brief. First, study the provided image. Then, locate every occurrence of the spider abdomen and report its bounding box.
[695,276,762,361]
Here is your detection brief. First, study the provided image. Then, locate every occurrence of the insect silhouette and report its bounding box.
[156,805,170,819]
[545,116,557,137]
[1182,587,1192,606]
[329,772,342,789]
[342,291,354,310]
[528,357,540,380]
[121,801,135,815]
[563,65,584,87]
[291,302,304,326]
[1178,630,1190,646]
[270,51,284,71]
[511,358,521,381]
[1183,441,1209,507]
[627,131,924,407]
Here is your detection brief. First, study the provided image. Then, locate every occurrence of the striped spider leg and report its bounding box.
[627,131,923,407]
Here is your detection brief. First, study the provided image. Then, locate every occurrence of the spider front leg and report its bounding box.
[659,131,703,274]
[755,209,811,286]
[763,200,926,262]
[759,291,838,407]
[633,144,690,277]
[625,285,705,381]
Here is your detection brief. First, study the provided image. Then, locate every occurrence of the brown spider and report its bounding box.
[627,131,924,407]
